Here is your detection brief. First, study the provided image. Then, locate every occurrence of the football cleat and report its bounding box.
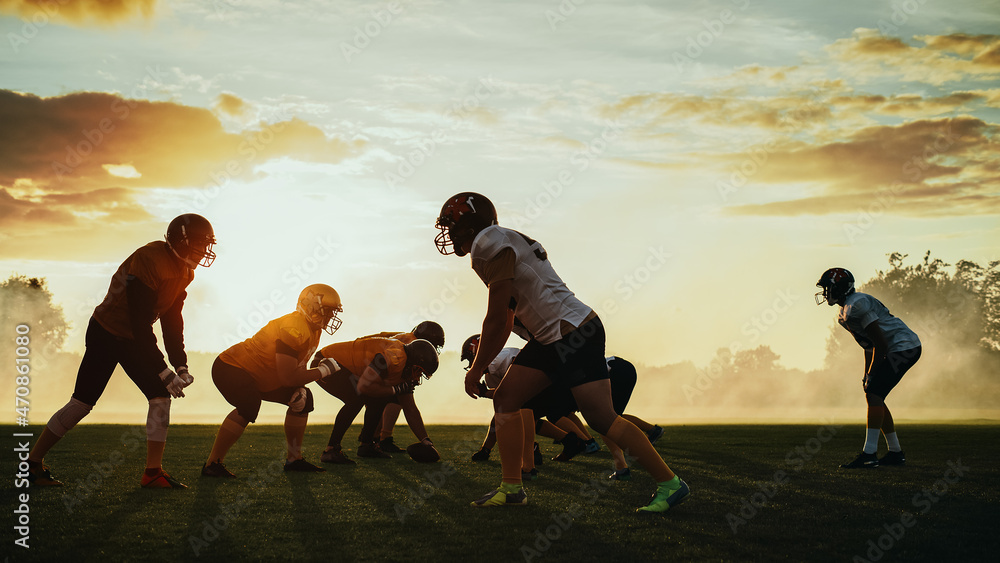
[27,462,63,486]
[609,468,631,481]
[521,468,539,481]
[583,439,601,454]
[553,433,586,462]
[471,484,527,508]
[637,477,690,513]
[647,425,664,445]
[471,447,491,462]
[379,437,405,453]
[357,442,391,459]
[201,461,236,478]
[284,458,325,472]
[879,451,906,466]
[321,449,356,465]
[840,452,879,469]
[533,442,543,466]
[141,468,188,489]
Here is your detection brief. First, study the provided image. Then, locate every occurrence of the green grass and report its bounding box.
[4,423,998,562]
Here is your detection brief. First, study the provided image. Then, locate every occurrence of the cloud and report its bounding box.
[0,89,366,192]
[723,117,1000,217]
[0,0,157,27]
[213,92,249,118]
[0,89,366,259]
[828,29,1000,85]
[830,92,985,117]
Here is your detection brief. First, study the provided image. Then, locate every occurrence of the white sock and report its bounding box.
[885,432,901,452]
[863,428,880,454]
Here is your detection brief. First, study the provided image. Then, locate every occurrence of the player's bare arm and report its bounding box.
[863,321,889,376]
[274,350,325,388]
[465,279,515,398]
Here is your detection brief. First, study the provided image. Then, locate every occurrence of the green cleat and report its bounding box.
[471,484,527,507]
[637,477,689,513]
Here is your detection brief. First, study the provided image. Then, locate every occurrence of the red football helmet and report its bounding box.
[165,213,216,268]
[815,268,855,306]
[435,192,497,257]
[460,334,480,371]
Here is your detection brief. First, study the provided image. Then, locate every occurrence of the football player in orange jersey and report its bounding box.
[436,192,689,512]
[27,214,216,489]
[202,284,343,477]
[371,321,446,453]
[311,336,439,464]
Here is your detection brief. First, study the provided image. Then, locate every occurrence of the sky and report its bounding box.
[1,0,999,423]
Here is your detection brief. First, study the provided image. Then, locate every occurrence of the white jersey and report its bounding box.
[471,225,592,345]
[485,347,519,389]
[839,292,921,352]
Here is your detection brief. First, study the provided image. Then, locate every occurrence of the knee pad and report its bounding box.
[287,387,314,416]
[146,397,171,442]
[47,398,93,437]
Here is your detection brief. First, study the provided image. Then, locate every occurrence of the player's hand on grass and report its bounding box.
[158,368,186,398]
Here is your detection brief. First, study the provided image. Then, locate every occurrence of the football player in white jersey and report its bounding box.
[816,268,922,468]
[436,192,689,512]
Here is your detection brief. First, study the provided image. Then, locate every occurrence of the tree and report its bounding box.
[0,274,70,364]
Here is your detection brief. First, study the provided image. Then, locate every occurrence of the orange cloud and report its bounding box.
[0,0,156,26]
[213,92,249,118]
[602,92,832,132]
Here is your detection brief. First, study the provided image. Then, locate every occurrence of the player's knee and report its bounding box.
[48,398,93,437]
[287,387,314,416]
[146,397,171,442]
[865,393,884,407]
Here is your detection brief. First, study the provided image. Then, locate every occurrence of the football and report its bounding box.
[406,442,441,463]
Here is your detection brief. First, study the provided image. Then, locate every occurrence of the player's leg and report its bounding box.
[204,358,258,477]
[560,413,593,441]
[603,435,630,480]
[879,347,919,466]
[379,403,405,452]
[266,387,323,472]
[357,397,392,459]
[315,374,364,463]
[470,364,550,507]
[123,349,186,489]
[472,416,497,460]
[623,414,664,444]
[28,319,114,485]
[519,409,536,479]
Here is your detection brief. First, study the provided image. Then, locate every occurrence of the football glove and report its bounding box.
[176,365,195,387]
[316,357,341,378]
[310,351,324,369]
[158,368,186,398]
[288,387,307,413]
[392,380,415,395]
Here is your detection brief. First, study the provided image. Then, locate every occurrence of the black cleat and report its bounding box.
[357,442,391,459]
[284,458,325,472]
[533,442,543,466]
[471,447,491,462]
[647,425,664,445]
[379,437,405,453]
[879,450,906,466]
[840,452,879,469]
[202,461,236,478]
[553,433,586,462]
[321,449,356,465]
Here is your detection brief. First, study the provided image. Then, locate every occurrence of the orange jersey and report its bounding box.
[359,331,416,345]
[320,336,408,386]
[92,241,193,339]
[219,311,321,392]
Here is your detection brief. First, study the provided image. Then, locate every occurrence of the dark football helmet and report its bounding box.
[435,192,497,256]
[460,334,480,371]
[403,339,440,382]
[411,320,445,353]
[165,213,217,268]
[815,268,855,306]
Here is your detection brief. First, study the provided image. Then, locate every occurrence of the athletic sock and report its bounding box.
[863,428,880,454]
[885,432,901,452]
[520,409,534,472]
[208,414,246,465]
[606,416,674,482]
[495,411,524,484]
[499,481,522,494]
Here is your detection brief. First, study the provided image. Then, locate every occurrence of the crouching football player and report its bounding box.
[27,214,216,489]
[816,268,922,469]
[312,336,439,464]
[202,284,343,477]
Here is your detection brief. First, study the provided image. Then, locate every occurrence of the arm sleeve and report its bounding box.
[125,275,168,376]
[160,290,187,368]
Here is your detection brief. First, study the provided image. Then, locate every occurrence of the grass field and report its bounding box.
[4,423,998,562]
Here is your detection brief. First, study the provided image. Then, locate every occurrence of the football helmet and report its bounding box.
[460,334,480,371]
[165,213,216,268]
[435,192,497,257]
[403,339,440,382]
[411,320,445,353]
[297,284,343,334]
[815,268,855,306]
